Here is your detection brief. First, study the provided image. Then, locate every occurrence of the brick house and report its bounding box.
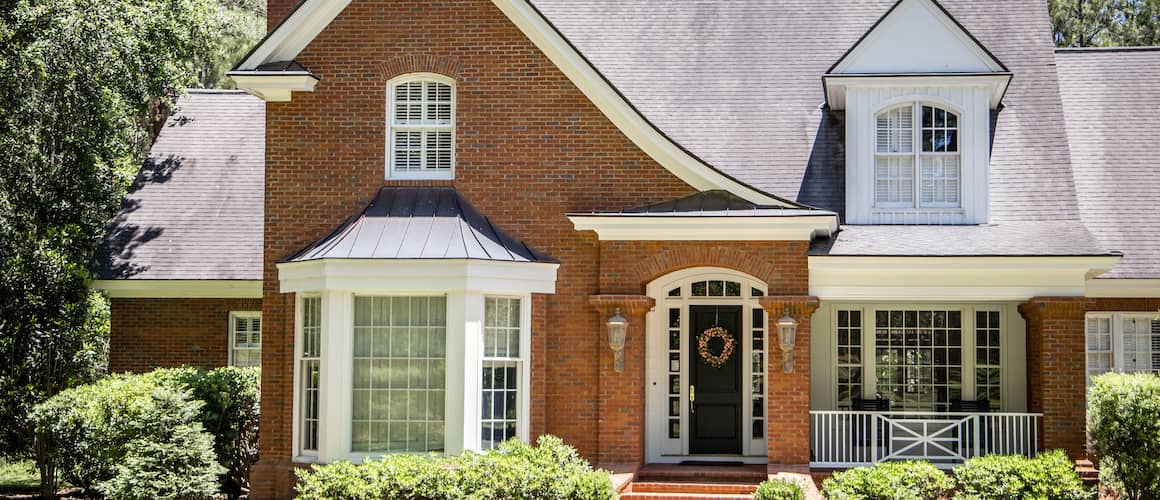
[92,0,1160,497]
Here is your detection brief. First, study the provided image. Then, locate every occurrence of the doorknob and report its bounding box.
[689,384,695,414]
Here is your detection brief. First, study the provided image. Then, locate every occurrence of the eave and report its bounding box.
[228,72,319,102]
[808,255,1122,300]
[822,72,1013,110]
[567,214,839,241]
[90,279,263,298]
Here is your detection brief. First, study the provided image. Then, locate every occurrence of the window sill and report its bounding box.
[387,171,455,181]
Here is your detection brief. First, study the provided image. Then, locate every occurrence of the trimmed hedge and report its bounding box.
[754,477,806,500]
[1087,372,1160,500]
[295,435,614,500]
[952,450,1092,500]
[822,460,953,500]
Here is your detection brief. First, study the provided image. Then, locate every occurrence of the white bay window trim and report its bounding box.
[480,295,533,450]
[282,259,553,463]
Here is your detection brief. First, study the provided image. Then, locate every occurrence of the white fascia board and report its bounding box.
[91,280,263,298]
[823,73,1012,110]
[276,259,559,294]
[1085,278,1160,298]
[237,0,352,70]
[568,215,839,241]
[491,0,789,207]
[809,255,1121,301]
[229,73,319,102]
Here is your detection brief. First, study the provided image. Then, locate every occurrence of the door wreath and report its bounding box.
[697,326,735,368]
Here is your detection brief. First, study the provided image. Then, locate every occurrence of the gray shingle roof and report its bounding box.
[571,190,832,217]
[283,187,556,263]
[530,0,1098,255]
[1057,47,1160,278]
[94,90,265,280]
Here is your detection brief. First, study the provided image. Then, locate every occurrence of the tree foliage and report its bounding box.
[0,0,217,470]
[195,0,266,88]
[1050,0,1160,47]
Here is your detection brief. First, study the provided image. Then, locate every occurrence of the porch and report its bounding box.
[809,410,1041,468]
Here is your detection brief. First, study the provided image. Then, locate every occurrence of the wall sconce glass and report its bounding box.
[777,307,798,373]
[606,308,628,372]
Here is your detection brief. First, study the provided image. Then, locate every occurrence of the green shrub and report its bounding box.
[822,460,953,500]
[952,450,1092,500]
[158,366,260,496]
[31,372,223,498]
[96,413,225,500]
[1087,373,1160,500]
[754,477,806,500]
[295,435,615,500]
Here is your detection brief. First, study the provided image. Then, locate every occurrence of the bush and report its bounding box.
[754,477,806,500]
[953,450,1092,500]
[1087,373,1160,500]
[295,435,615,500]
[822,460,953,500]
[158,366,260,496]
[31,372,223,498]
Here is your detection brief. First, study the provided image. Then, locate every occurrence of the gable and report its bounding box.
[830,0,1007,74]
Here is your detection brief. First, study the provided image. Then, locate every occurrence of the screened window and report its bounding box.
[230,312,261,368]
[875,103,960,209]
[1086,313,1160,386]
[389,77,454,179]
[351,296,447,453]
[481,297,523,450]
[300,297,321,454]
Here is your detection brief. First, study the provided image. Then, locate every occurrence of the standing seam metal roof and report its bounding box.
[282,187,556,263]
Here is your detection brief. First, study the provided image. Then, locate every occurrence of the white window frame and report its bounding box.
[228,311,262,368]
[480,295,532,450]
[1086,312,1160,383]
[874,102,962,210]
[294,294,322,460]
[385,73,456,180]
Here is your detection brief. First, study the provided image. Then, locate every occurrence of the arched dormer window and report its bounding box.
[875,103,960,209]
[387,74,455,179]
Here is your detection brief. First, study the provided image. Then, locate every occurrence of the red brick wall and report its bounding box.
[266,0,296,31]
[254,1,697,496]
[108,298,262,373]
[1020,296,1160,459]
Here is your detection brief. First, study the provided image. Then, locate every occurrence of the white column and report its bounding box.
[318,290,353,463]
[445,291,484,454]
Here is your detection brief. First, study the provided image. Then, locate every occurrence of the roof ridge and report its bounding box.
[1055,46,1160,54]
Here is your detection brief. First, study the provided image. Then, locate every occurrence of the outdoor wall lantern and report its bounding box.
[777,308,798,373]
[606,308,628,372]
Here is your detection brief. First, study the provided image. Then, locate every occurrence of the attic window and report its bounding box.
[874,103,960,209]
[388,74,455,180]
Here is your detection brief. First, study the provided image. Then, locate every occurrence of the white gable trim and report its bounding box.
[231,0,792,206]
[829,0,1007,75]
[236,0,351,70]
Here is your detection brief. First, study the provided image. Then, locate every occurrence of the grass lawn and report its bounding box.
[0,458,38,494]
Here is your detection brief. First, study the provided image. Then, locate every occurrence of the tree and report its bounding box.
[1050,0,1160,47]
[0,0,218,489]
[195,0,266,89]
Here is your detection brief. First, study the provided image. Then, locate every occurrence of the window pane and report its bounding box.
[876,106,913,153]
[920,155,960,206]
[874,308,963,411]
[836,309,863,410]
[352,296,446,453]
[300,297,322,453]
[921,106,958,153]
[391,80,454,175]
[1086,316,1113,386]
[875,156,915,205]
[974,311,1001,407]
[482,298,524,450]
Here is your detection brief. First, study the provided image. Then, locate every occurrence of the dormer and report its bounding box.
[823,0,1012,225]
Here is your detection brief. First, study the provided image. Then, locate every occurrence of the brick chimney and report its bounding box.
[267,0,298,31]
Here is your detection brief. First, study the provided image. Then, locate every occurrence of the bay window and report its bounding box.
[299,296,321,454]
[481,297,524,450]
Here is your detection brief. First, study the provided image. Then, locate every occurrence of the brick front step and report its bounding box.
[621,492,753,500]
[629,482,758,495]
[1075,459,1099,486]
[635,464,768,484]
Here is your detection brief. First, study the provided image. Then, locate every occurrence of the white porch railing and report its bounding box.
[810,411,1042,468]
